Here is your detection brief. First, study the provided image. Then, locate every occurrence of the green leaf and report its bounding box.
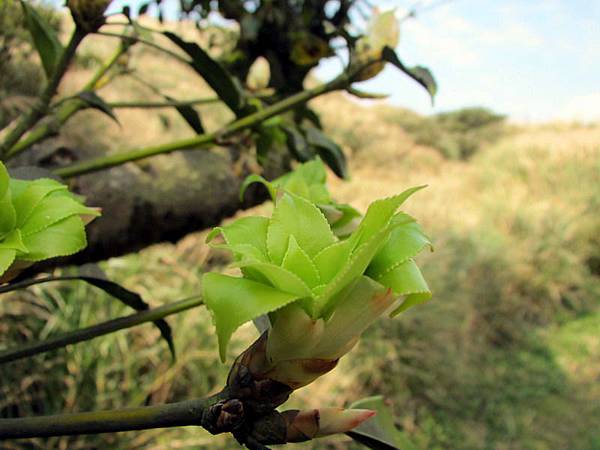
[0,249,16,278]
[78,91,120,125]
[367,214,431,278]
[276,157,327,186]
[0,229,28,253]
[239,174,277,202]
[175,104,205,134]
[202,272,300,361]
[77,272,175,359]
[0,162,9,198]
[346,87,390,100]
[329,203,362,237]
[295,106,323,129]
[255,124,286,165]
[20,195,99,236]
[207,216,269,262]
[20,0,63,79]
[20,216,87,262]
[0,163,16,239]
[273,157,331,204]
[279,175,311,200]
[281,235,321,288]
[313,240,353,284]
[316,227,393,317]
[138,2,150,15]
[0,190,16,239]
[349,187,426,250]
[348,396,419,450]
[266,192,336,265]
[374,259,431,316]
[165,95,205,134]
[163,32,243,114]
[382,47,437,104]
[238,260,312,298]
[282,125,314,162]
[11,178,68,227]
[305,127,348,178]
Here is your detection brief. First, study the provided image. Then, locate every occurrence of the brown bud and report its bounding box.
[67,0,112,33]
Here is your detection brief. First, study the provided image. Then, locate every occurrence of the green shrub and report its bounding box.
[384,106,507,160]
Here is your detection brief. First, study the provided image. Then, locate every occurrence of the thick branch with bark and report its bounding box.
[11,143,288,266]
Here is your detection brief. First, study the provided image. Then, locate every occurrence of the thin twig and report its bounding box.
[108,98,221,108]
[0,393,226,438]
[53,69,357,178]
[95,31,191,65]
[0,296,204,364]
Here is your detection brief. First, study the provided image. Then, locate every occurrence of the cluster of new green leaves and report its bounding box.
[0,162,100,281]
[203,159,432,361]
[241,159,361,238]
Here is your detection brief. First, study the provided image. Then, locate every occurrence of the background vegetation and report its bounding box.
[1,6,599,450]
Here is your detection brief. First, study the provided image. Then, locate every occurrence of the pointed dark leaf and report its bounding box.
[77,91,120,125]
[138,2,150,15]
[122,5,131,20]
[282,125,314,162]
[20,0,63,80]
[163,32,243,114]
[346,431,399,450]
[347,396,420,450]
[165,96,204,134]
[0,273,176,360]
[382,46,437,104]
[295,106,322,129]
[305,127,348,178]
[347,86,390,100]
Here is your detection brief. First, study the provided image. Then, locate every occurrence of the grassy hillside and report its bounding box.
[1,23,599,450]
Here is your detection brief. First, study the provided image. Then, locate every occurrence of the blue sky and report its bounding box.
[94,0,600,121]
[317,0,600,122]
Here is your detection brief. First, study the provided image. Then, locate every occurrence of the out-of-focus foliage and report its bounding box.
[174,0,355,94]
[0,0,61,128]
[383,107,507,160]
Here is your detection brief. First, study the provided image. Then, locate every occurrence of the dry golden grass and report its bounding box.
[4,16,600,448]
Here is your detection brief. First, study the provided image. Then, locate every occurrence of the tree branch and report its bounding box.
[0,296,204,365]
[54,71,351,179]
[108,97,221,108]
[0,393,228,438]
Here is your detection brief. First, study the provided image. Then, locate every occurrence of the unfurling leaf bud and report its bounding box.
[281,408,376,442]
[67,0,112,33]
